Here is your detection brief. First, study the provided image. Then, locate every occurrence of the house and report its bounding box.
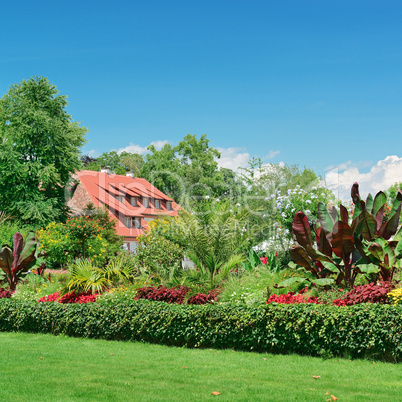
[67,169,180,251]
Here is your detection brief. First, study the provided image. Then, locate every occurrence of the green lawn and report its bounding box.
[0,332,401,401]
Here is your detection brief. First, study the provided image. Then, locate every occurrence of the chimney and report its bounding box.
[100,166,111,174]
[126,171,135,178]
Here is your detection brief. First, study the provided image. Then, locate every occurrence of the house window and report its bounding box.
[155,199,161,209]
[130,197,137,207]
[166,201,173,211]
[125,217,142,229]
[143,197,149,208]
[116,195,123,203]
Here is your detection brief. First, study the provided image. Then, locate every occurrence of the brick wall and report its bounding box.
[67,183,93,215]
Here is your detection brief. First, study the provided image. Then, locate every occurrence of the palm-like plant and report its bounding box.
[177,202,250,287]
[67,259,107,294]
[67,255,136,294]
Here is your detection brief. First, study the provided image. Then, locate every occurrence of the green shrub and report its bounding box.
[135,233,184,280]
[0,299,400,361]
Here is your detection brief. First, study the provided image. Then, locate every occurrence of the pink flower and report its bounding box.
[260,257,268,265]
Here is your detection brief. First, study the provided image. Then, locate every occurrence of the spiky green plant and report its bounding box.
[176,203,250,287]
[66,259,107,294]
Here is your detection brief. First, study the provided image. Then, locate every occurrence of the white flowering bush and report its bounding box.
[264,183,336,242]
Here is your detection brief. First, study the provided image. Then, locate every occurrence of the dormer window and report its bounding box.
[130,197,138,207]
[143,197,149,208]
[125,216,142,229]
[166,201,173,211]
[155,199,161,209]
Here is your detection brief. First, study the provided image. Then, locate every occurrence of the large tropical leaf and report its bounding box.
[331,221,355,260]
[316,227,332,257]
[340,204,349,224]
[311,278,335,286]
[305,245,334,264]
[378,191,402,239]
[317,202,335,235]
[372,191,386,219]
[351,182,360,204]
[365,193,373,214]
[289,245,312,270]
[356,263,380,274]
[277,276,307,288]
[292,212,312,248]
[359,210,377,241]
[0,246,12,277]
[15,231,37,271]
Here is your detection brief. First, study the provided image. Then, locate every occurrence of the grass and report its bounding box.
[1,332,401,401]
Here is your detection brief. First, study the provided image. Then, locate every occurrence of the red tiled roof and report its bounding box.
[75,170,180,238]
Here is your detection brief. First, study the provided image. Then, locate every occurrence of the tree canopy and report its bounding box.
[0,76,87,225]
[84,151,144,176]
[140,134,245,205]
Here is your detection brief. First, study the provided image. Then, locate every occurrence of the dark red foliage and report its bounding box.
[187,289,219,305]
[38,290,98,304]
[135,286,218,305]
[135,286,189,304]
[333,282,393,306]
[0,287,14,299]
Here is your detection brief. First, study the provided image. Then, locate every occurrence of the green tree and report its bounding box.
[140,134,244,205]
[0,76,87,225]
[85,151,144,176]
[119,152,144,176]
[85,151,126,175]
[140,143,182,200]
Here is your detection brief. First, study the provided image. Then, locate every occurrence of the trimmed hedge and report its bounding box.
[0,299,401,361]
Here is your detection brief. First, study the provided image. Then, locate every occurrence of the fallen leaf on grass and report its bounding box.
[312,375,320,379]
[262,358,267,360]
[110,354,115,356]
[212,392,221,396]
[182,366,188,368]
[39,357,43,360]
[309,388,315,391]
[326,392,329,395]
[331,396,338,401]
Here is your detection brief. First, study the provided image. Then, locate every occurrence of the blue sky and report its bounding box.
[1,0,402,197]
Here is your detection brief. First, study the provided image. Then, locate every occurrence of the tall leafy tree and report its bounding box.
[141,134,244,205]
[119,152,144,176]
[0,76,87,225]
[140,142,183,201]
[85,151,144,176]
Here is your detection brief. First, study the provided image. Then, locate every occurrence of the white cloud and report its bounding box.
[216,147,250,171]
[215,147,280,171]
[325,155,402,202]
[264,150,280,160]
[116,140,170,155]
